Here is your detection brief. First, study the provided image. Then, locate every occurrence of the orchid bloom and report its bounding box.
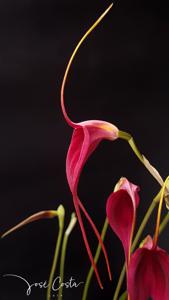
[106,177,140,265]
[127,177,169,300]
[61,4,119,287]
[128,235,169,300]
[1,209,61,238]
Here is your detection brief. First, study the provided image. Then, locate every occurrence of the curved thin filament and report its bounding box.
[61,3,113,127]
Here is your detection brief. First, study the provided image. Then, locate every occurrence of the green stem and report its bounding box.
[119,131,164,187]
[58,213,77,300]
[119,131,143,163]
[113,190,161,300]
[82,218,109,300]
[159,212,169,234]
[113,265,126,300]
[47,205,65,300]
[131,193,159,251]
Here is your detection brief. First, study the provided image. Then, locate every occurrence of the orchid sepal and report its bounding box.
[106,177,140,265]
[1,206,64,239]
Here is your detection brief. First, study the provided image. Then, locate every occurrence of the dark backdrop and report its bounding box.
[0,0,169,299]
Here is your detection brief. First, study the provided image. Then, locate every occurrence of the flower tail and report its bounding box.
[61,3,113,127]
[78,198,112,280]
[73,195,103,289]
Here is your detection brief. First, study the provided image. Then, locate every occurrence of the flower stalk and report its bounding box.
[119,131,164,187]
[47,205,65,300]
[154,176,169,246]
[58,213,77,300]
[82,218,109,300]
[159,212,169,234]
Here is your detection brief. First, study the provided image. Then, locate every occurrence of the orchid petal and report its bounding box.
[128,236,169,300]
[106,178,140,264]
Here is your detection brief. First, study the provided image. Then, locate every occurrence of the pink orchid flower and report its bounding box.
[60,4,118,287]
[128,235,169,300]
[106,177,140,265]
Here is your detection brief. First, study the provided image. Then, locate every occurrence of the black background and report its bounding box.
[0,0,169,299]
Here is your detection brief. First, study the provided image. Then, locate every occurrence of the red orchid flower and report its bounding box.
[128,177,169,300]
[106,177,140,265]
[128,235,169,300]
[60,4,118,287]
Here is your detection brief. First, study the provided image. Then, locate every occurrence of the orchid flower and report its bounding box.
[106,176,169,300]
[60,1,167,288]
[106,178,140,265]
[127,177,169,300]
[61,4,119,287]
[128,235,169,300]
